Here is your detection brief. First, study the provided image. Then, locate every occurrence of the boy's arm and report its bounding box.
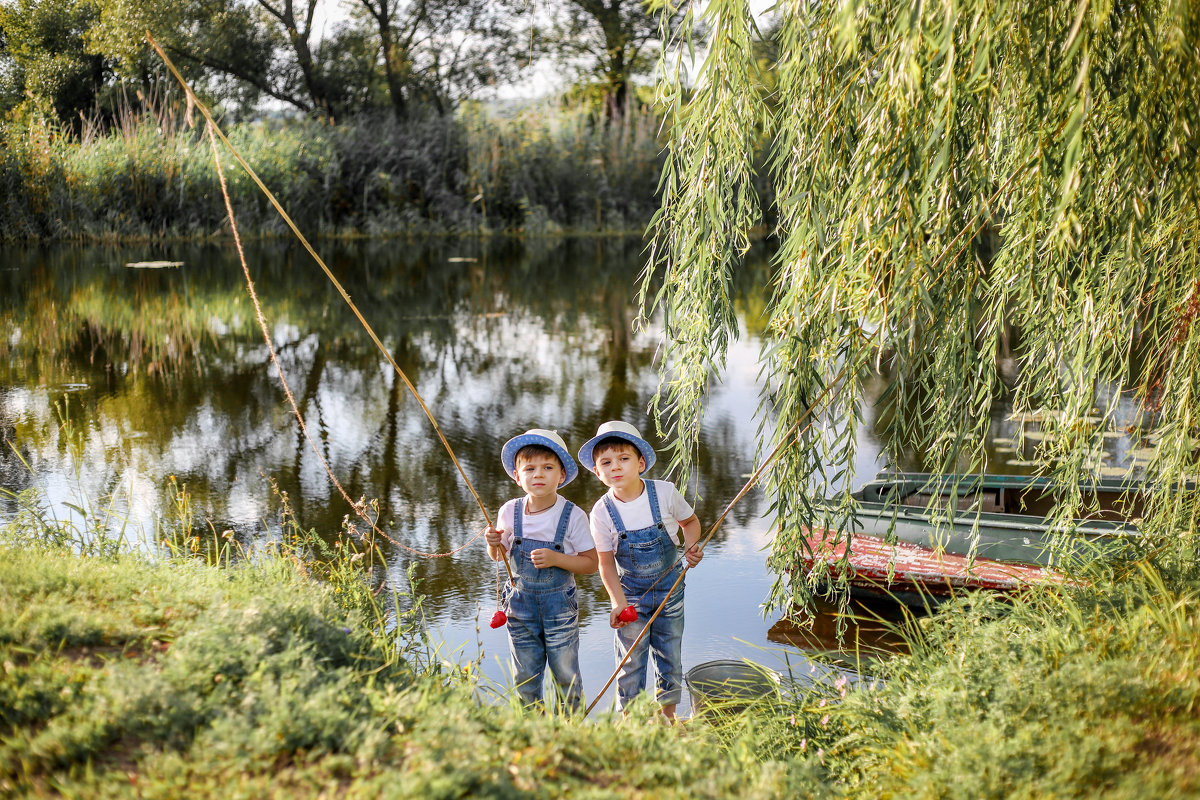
[529,547,598,574]
[597,550,631,628]
[678,514,704,567]
[528,508,599,573]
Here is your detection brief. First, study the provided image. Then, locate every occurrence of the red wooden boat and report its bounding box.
[800,526,1071,606]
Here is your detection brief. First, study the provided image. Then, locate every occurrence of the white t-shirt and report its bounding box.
[587,480,695,553]
[496,495,594,555]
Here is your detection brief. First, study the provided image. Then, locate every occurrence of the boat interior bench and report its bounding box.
[873,480,1145,521]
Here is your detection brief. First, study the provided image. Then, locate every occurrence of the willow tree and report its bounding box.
[642,0,1200,609]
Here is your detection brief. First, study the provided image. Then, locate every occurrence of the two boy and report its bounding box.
[484,422,703,718]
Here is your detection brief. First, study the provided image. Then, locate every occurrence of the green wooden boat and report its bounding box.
[846,472,1147,568]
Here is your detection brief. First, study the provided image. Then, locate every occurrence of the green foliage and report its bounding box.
[0,507,810,798]
[61,0,526,123]
[461,100,664,234]
[537,0,687,118]
[820,571,1200,797]
[0,99,664,240]
[0,0,111,130]
[643,0,769,492]
[642,0,1200,609]
[671,568,1200,799]
[88,0,279,113]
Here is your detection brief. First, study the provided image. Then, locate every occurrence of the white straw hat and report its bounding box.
[577,420,656,474]
[500,429,578,486]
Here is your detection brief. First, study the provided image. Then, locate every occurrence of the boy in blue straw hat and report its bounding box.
[578,420,703,721]
[484,428,597,711]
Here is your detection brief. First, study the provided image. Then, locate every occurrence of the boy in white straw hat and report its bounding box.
[578,420,703,721]
[484,428,597,711]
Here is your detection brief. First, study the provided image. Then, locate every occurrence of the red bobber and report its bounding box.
[618,605,638,623]
[489,610,508,628]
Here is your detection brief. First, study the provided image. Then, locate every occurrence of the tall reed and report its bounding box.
[0,98,667,242]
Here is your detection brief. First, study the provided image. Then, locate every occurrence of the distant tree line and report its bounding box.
[0,0,685,132]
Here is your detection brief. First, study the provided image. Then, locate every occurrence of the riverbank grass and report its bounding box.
[0,100,663,242]
[814,568,1200,797]
[0,529,805,798]
[2,503,1198,796]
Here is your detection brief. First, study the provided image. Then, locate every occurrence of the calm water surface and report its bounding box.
[0,237,1147,712]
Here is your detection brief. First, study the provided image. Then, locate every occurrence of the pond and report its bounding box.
[0,236,1145,714]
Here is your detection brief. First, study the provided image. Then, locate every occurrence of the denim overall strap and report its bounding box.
[602,495,626,533]
[603,480,664,533]
[552,499,574,546]
[611,481,680,603]
[509,499,573,593]
[504,499,583,710]
[644,480,664,527]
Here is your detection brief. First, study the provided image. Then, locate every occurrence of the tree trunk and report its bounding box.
[257,0,335,120]
[355,0,410,121]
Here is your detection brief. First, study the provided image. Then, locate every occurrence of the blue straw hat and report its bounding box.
[577,420,656,474]
[500,429,578,486]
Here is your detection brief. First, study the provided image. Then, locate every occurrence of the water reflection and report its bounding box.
[3,237,825,710]
[767,596,913,659]
[0,237,1163,656]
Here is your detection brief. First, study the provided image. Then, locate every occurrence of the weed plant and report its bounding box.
[3,457,1198,796]
[710,568,1200,799]
[0,100,666,242]
[0,478,804,798]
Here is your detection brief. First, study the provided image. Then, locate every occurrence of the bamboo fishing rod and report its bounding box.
[146,32,515,583]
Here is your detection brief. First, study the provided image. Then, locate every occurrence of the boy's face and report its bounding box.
[512,452,566,501]
[592,445,646,492]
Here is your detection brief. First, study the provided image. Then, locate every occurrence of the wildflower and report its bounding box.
[800,738,807,752]
[820,714,830,727]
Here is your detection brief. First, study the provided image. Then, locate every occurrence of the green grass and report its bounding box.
[0,492,810,798]
[807,569,1200,798]
[2,487,1198,797]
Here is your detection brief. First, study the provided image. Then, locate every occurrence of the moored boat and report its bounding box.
[800,472,1149,605]
[800,526,1073,606]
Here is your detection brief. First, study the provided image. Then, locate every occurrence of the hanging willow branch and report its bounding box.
[640,0,770,493]
[645,0,1200,611]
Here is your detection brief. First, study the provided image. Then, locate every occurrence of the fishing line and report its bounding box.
[149,33,513,579]
[204,120,479,559]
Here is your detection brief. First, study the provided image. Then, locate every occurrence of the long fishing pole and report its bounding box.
[146,32,515,583]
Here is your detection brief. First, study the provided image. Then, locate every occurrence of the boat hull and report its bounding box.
[847,472,1142,568]
[800,526,1070,606]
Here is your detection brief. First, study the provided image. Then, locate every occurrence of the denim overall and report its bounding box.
[603,480,686,707]
[505,498,583,709]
